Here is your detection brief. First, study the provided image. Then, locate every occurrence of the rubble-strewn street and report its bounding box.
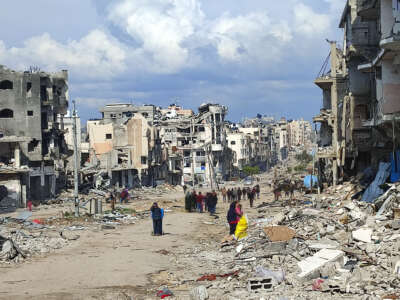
[1,159,400,299]
[3,0,400,299]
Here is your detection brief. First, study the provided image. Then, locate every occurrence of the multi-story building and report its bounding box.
[0,65,69,208]
[287,119,313,149]
[314,0,400,186]
[87,104,164,188]
[159,103,229,187]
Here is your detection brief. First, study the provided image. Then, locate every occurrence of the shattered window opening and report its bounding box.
[105,134,112,140]
[27,110,33,116]
[0,80,13,90]
[28,139,40,152]
[0,109,14,118]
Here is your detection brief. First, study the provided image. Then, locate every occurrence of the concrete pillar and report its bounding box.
[14,144,21,168]
[122,170,126,188]
[51,175,56,197]
[128,170,133,188]
[21,184,27,208]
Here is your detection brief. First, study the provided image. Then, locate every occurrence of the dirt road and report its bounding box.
[0,210,205,300]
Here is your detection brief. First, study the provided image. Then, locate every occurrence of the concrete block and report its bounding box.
[297,249,344,280]
[352,228,372,243]
[247,277,274,292]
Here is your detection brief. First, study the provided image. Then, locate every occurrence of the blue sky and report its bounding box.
[0,0,344,123]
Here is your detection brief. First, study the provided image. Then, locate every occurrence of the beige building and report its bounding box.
[87,107,164,187]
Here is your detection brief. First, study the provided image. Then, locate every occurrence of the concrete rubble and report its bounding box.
[152,175,400,300]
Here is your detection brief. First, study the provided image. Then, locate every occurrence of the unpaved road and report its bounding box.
[0,210,204,300]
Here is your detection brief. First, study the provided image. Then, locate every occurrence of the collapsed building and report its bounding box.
[314,0,400,186]
[86,104,165,188]
[159,103,230,187]
[0,65,69,209]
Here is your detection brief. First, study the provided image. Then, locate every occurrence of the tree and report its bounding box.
[243,165,260,177]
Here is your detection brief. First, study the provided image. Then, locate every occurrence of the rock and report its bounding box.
[392,219,400,229]
[352,228,373,243]
[190,286,209,300]
[297,249,344,280]
[1,240,17,260]
[60,231,80,241]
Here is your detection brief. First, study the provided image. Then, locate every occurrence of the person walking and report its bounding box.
[221,187,227,203]
[227,201,242,235]
[237,187,242,201]
[185,191,192,212]
[242,187,247,200]
[150,202,164,236]
[120,188,130,203]
[255,184,260,199]
[191,190,197,211]
[205,192,211,212]
[232,188,237,201]
[209,190,218,215]
[196,192,204,213]
[248,188,256,208]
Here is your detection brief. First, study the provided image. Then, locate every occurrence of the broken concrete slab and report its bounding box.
[305,238,340,250]
[352,228,373,243]
[297,249,344,280]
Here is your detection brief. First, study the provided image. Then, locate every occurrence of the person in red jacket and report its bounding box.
[196,192,204,213]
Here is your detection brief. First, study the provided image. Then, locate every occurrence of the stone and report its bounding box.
[297,249,344,280]
[60,231,80,241]
[190,286,209,300]
[392,219,400,229]
[352,228,373,243]
[0,240,17,260]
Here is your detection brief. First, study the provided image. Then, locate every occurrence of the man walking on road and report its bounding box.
[150,202,164,236]
[196,192,204,213]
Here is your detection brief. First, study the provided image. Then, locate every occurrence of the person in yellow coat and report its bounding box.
[234,204,248,241]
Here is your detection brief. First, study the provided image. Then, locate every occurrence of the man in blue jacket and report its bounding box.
[150,202,164,236]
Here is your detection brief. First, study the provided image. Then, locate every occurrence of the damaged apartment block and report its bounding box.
[0,65,69,210]
[87,104,164,188]
[314,0,400,187]
[159,103,230,187]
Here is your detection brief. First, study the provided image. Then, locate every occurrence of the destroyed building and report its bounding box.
[314,0,400,186]
[0,65,69,208]
[87,104,165,188]
[159,103,230,187]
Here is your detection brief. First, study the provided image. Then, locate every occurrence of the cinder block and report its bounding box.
[247,277,274,292]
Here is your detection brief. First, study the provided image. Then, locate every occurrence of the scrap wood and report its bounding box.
[263,226,295,242]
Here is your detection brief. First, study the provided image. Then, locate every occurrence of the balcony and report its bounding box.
[314,76,334,90]
[380,35,400,51]
[313,109,333,125]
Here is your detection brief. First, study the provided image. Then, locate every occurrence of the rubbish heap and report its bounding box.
[164,179,400,299]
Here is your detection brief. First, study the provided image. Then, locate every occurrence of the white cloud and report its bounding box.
[0,30,126,79]
[0,1,342,80]
[107,0,204,72]
[211,12,293,63]
[293,3,331,36]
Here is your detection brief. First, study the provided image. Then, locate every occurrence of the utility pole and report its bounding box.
[72,100,80,217]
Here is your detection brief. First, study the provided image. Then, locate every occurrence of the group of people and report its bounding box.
[221,185,260,208]
[185,190,218,215]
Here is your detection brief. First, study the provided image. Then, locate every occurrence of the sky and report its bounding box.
[0,0,344,123]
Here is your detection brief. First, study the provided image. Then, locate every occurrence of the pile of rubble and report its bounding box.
[160,180,400,299]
